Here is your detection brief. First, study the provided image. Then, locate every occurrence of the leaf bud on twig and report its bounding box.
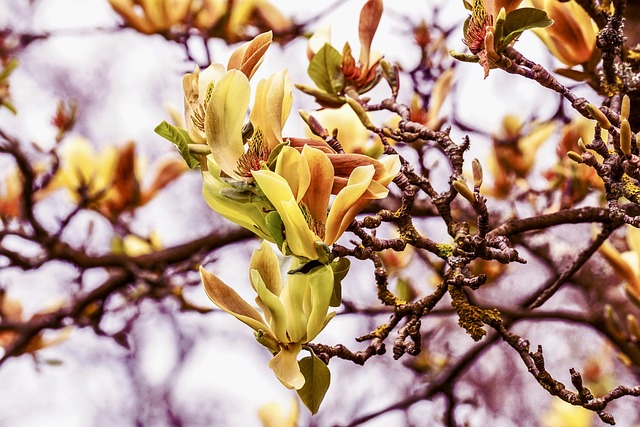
[586,103,612,130]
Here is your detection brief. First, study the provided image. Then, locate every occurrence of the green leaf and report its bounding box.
[297,353,331,414]
[154,121,200,169]
[295,83,345,108]
[502,8,553,46]
[308,44,344,95]
[265,211,285,249]
[329,258,350,307]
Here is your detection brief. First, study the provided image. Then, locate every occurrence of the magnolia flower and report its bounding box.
[600,225,640,307]
[192,0,292,41]
[252,145,400,261]
[529,0,597,67]
[182,31,273,147]
[201,241,335,389]
[488,114,555,197]
[204,68,292,181]
[108,0,191,35]
[455,0,552,77]
[258,399,299,427]
[53,137,186,219]
[543,115,604,208]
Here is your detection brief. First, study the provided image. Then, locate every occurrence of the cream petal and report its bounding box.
[250,69,293,150]
[268,344,305,389]
[205,70,250,180]
[281,265,310,343]
[275,146,310,203]
[304,264,334,341]
[250,240,282,296]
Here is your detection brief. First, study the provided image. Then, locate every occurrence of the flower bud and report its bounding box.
[586,104,612,130]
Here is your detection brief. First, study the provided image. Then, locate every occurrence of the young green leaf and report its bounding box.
[297,353,331,414]
[154,121,200,169]
[502,8,553,46]
[308,44,344,96]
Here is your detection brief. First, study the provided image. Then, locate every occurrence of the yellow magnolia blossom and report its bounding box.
[0,168,22,218]
[201,241,335,389]
[192,0,292,41]
[205,68,292,181]
[53,137,186,219]
[540,400,594,427]
[258,399,299,427]
[0,296,71,356]
[183,31,273,145]
[489,114,555,197]
[600,225,640,306]
[529,0,597,67]
[462,0,524,54]
[108,0,191,35]
[252,145,400,261]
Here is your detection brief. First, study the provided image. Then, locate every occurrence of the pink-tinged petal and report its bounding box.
[358,0,383,70]
[205,70,250,180]
[200,266,274,337]
[325,164,376,245]
[268,344,305,389]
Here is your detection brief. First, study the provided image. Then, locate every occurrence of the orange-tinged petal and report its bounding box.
[358,0,383,70]
[200,266,274,337]
[300,146,333,227]
[325,164,376,245]
[205,70,250,180]
[227,31,273,79]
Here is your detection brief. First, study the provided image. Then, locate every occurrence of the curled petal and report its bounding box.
[250,240,282,296]
[358,0,383,70]
[300,146,333,226]
[227,31,273,79]
[325,164,377,245]
[275,146,311,203]
[205,70,250,180]
[268,343,305,389]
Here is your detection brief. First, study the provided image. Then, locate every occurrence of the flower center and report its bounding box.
[236,128,270,178]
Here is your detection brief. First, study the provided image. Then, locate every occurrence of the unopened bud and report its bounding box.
[620,118,632,156]
[472,158,483,188]
[346,96,376,131]
[567,151,584,163]
[621,94,631,120]
[586,104,612,130]
[577,137,587,152]
[452,178,475,203]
